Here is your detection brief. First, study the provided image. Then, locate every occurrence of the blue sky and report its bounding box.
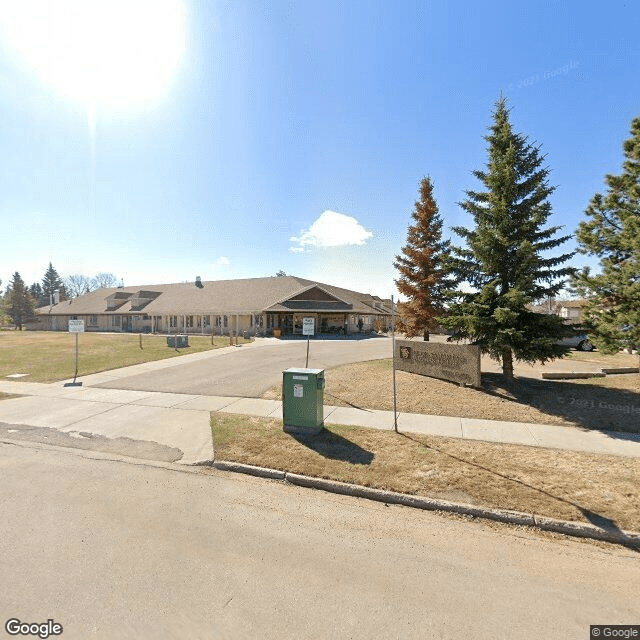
[0,0,638,298]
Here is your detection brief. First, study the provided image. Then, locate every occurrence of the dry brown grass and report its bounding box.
[564,349,640,367]
[264,359,640,433]
[211,414,640,532]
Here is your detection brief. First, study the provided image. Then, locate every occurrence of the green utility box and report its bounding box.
[282,368,325,435]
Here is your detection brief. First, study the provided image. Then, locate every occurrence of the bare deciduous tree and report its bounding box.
[92,272,119,289]
[64,274,94,298]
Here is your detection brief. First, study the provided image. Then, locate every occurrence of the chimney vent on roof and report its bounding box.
[195,276,203,288]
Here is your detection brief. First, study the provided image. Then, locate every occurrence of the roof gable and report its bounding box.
[285,285,348,304]
[264,284,353,312]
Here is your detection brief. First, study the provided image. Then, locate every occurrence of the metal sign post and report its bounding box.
[303,317,315,367]
[65,319,85,387]
[391,295,398,432]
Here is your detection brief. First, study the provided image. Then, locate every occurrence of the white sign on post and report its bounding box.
[68,319,85,333]
[302,317,315,336]
[66,319,84,387]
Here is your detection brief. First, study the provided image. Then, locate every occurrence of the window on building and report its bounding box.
[223,315,228,328]
[88,315,98,326]
[169,316,178,328]
[186,316,194,328]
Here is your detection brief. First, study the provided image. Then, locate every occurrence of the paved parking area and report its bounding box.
[91,336,393,396]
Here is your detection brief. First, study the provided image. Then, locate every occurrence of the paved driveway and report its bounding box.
[92,334,614,397]
[94,336,393,397]
[0,338,392,463]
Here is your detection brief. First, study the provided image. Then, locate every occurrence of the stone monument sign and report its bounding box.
[395,340,481,387]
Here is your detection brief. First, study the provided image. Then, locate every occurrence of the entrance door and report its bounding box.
[280,314,294,334]
[122,316,131,332]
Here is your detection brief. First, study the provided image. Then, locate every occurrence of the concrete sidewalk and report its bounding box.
[1,379,639,462]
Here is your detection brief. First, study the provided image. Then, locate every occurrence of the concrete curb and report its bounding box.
[211,460,286,480]
[285,473,536,526]
[4,435,638,548]
[214,460,640,548]
[541,372,606,380]
[530,514,638,545]
[540,367,639,379]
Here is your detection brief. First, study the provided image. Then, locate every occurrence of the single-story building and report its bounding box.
[34,275,393,336]
[557,299,587,325]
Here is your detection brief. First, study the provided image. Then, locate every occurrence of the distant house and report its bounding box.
[557,299,587,324]
[34,275,392,336]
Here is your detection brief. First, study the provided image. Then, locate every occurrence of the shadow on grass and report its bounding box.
[290,429,374,465]
[324,392,374,412]
[479,373,640,439]
[400,432,638,551]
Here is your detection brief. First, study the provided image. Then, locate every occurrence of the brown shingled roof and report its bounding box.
[37,276,392,317]
[558,299,587,308]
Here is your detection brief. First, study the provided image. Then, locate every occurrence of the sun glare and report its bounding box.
[0,0,186,108]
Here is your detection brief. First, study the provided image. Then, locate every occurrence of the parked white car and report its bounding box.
[559,330,594,351]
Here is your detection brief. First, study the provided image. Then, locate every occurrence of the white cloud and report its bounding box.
[212,256,230,267]
[290,210,373,253]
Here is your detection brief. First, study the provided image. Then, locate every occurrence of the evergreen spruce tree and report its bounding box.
[394,176,455,340]
[41,262,67,304]
[573,117,640,354]
[441,98,575,379]
[4,272,36,330]
[28,282,45,307]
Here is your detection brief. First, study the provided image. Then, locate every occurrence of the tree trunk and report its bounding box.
[423,330,430,341]
[502,349,514,380]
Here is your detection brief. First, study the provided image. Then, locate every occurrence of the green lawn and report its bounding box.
[0,331,251,382]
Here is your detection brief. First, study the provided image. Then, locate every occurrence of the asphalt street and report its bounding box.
[1,442,638,640]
